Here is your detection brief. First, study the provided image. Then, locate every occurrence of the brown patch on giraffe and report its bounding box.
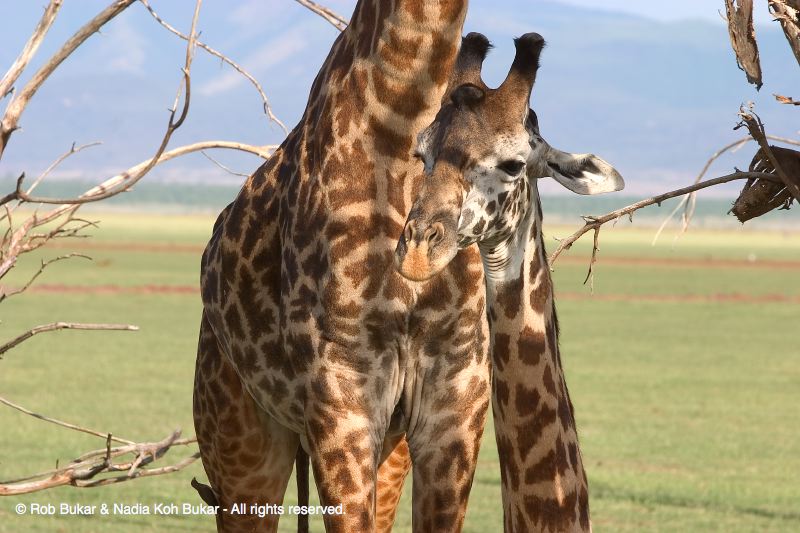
[517,326,546,366]
[497,263,525,318]
[496,433,519,491]
[385,169,409,217]
[378,28,423,71]
[542,364,557,396]
[492,332,511,372]
[325,140,377,210]
[373,70,428,119]
[530,276,550,315]
[429,32,457,86]
[369,116,413,159]
[403,0,425,23]
[494,377,510,417]
[523,491,579,533]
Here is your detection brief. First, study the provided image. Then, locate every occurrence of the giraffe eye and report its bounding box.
[498,160,525,176]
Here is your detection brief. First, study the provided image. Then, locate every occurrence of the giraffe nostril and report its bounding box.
[424,222,445,247]
[404,223,415,243]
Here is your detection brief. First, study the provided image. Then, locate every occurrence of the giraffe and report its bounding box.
[394,33,624,532]
[194,1,494,531]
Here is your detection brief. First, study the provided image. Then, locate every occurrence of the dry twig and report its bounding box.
[0,322,138,357]
[139,0,289,134]
[1,141,275,208]
[0,0,64,100]
[652,134,800,244]
[201,151,250,177]
[294,0,348,31]
[0,428,198,495]
[0,0,138,159]
[0,253,91,303]
[0,395,135,445]
[549,171,784,286]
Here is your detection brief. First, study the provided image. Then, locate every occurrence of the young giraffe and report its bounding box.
[395,33,624,531]
[194,1,494,532]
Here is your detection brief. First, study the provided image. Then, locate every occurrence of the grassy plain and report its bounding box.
[0,212,798,532]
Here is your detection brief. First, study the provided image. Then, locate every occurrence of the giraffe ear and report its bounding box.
[451,83,485,109]
[545,149,625,195]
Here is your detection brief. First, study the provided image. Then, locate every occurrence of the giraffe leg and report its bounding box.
[376,435,412,533]
[194,316,299,533]
[407,374,490,533]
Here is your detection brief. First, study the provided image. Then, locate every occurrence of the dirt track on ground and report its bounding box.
[27,283,800,304]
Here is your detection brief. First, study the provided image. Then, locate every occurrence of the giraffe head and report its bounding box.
[395,32,624,282]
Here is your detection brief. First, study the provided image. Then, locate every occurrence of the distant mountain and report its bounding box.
[2,1,798,196]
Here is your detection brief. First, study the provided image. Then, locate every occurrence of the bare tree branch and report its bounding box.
[0,322,138,358]
[2,141,275,209]
[0,0,138,160]
[139,0,289,135]
[3,0,203,208]
[0,428,199,495]
[737,108,800,202]
[549,172,784,280]
[652,134,800,244]
[0,253,91,303]
[294,0,348,31]
[0,0,64,100]
[27,142,103,197]
[725,0,763,89]
[0,395,135,445]
[769,0,800,68]
[201,151,250,177]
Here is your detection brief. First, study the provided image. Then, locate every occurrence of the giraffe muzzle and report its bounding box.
[395,219,457,281]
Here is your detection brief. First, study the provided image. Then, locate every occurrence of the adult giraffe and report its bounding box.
[395,33,624,531]
[194,1,492,531]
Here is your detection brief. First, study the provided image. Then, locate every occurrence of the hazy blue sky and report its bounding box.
[2,1,797,197]
[554,0,774,24]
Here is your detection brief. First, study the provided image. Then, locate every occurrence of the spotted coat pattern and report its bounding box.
[395,33,591,532]
[194,1,492,532]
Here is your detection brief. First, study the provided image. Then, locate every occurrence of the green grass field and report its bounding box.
[0,212,798,532]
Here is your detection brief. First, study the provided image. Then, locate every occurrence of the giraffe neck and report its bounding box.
[479,182,591,532]
[304,0,469,149]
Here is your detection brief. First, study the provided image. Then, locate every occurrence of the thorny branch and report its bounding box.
[549,171,784,288]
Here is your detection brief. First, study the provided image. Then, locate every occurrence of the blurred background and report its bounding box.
[1,2,798,532]
[2,0,799,218]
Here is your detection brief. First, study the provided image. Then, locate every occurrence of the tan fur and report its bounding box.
[194,2,492,532]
